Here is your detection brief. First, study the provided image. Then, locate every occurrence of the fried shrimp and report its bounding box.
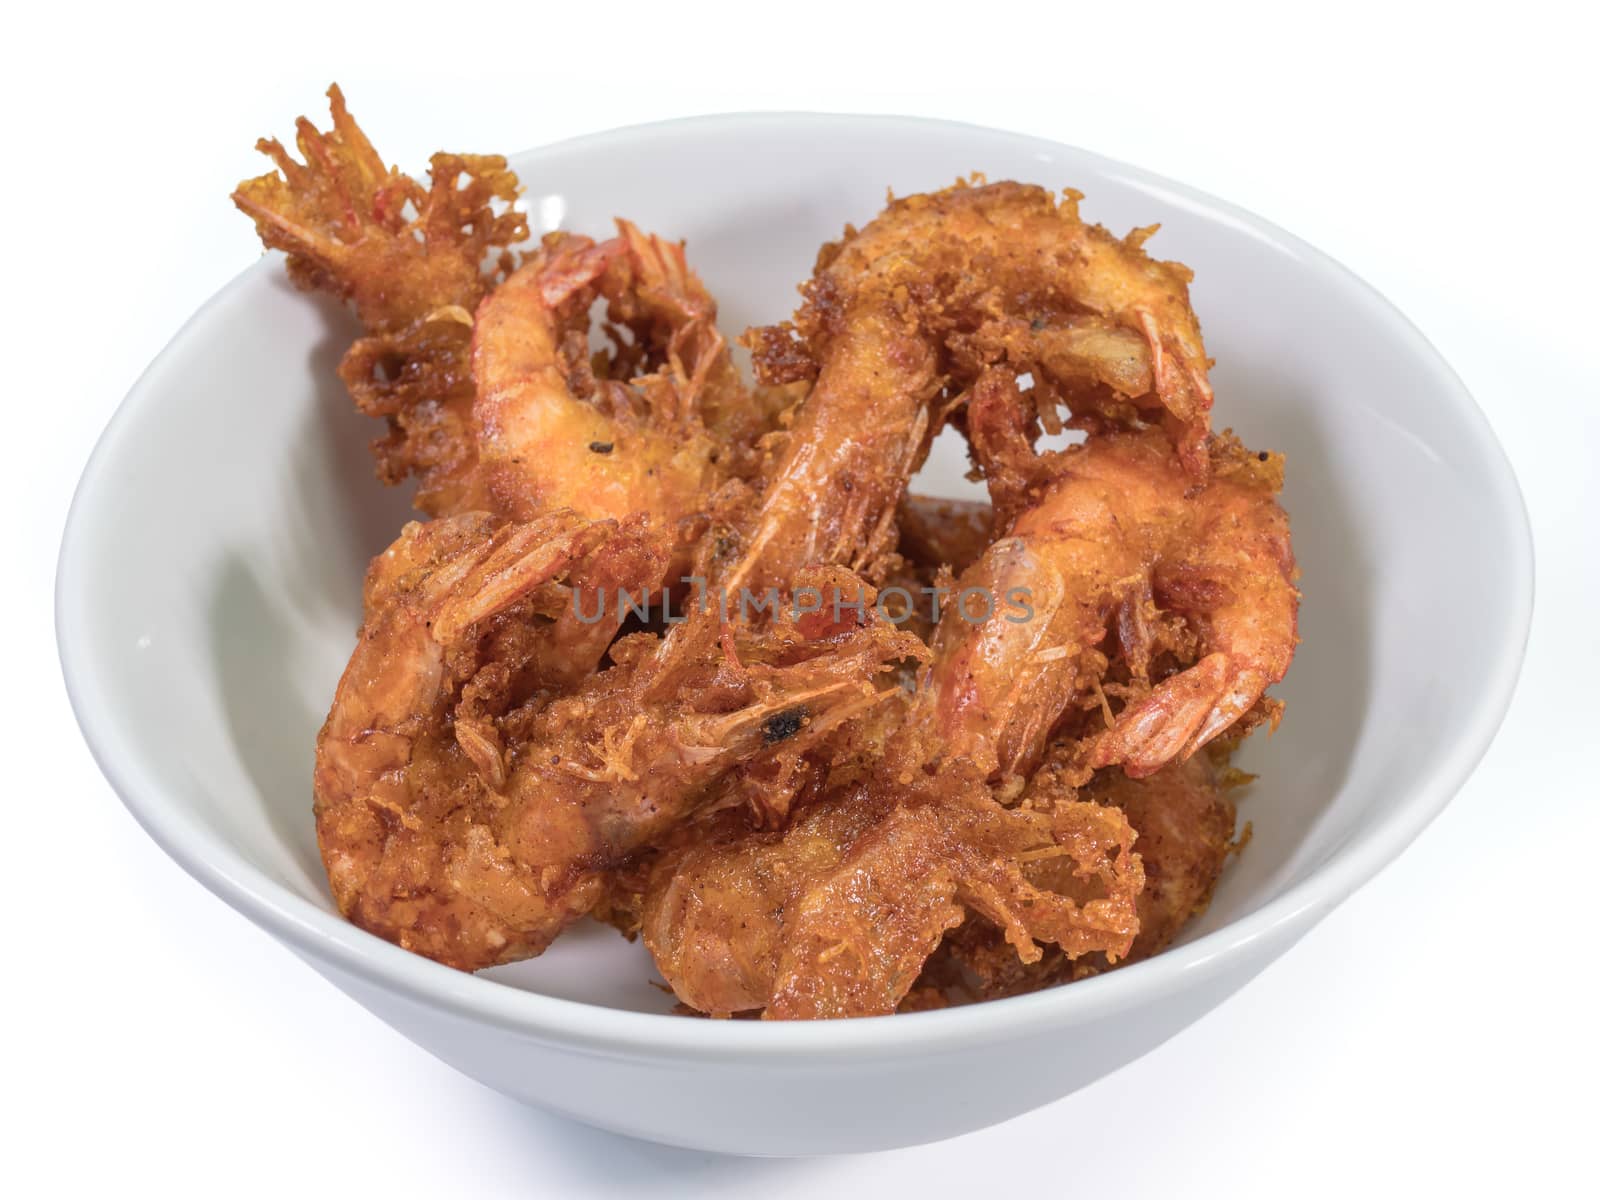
[920,749,1241,1002]
[737,181,1215,590]
[315,512,922,969]
[315,510,628,964]
[469,229,722,538]
[233,86,526,514]
[1077,749,1240,961]
[233,96,1304,1017]
[641,753,1143,1019]
[1082,433,1299,777]
[603,220,797,484]
[237,88,782,525]
[638,389,1293,1014]
[930,370,1298,783]
[635,212,1263,1018]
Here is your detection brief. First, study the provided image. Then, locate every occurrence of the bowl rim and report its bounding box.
[56,110,1533,1059]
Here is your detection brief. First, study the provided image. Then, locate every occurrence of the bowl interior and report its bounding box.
[61,115,1527,1015]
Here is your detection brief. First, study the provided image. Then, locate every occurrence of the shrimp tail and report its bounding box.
[1088,654,1273,778]
[231,83,525,330]
[233,85,529,513]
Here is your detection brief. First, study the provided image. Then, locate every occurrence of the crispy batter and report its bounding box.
[236,88,784,520]
[316,513,923,969]
[947,370,1300,780]
[641,758,1143,1019]
[470,230,717,544]
[922,750,1241,1003]
[638,393,1293,1014]
[1080,750,1240,962]
[732,179,1216,596]
[235,97,1303,1016]
[233,86,525,513]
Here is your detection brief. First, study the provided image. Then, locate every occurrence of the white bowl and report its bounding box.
[57,114,1531,1155]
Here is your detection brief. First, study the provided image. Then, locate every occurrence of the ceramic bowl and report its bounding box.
[57,114,1531,1155]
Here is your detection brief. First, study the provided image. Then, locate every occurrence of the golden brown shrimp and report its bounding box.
[640,750,1143,1019]
[601,220,797,484]
[635,260,1234,1019]
[316,512,922,970]
[613,333,1276,1019]
[470,232,707,529]
[1077,749,1240,962]
[466,217,798,577]
[939,188,1214,475]
[923,370,1298,784]
[232,85,526,514]
[732,180,1214,593]
[1082,432,1299,777]
[316,510,629,964]
[237,88,782,523]
[635,440,1178,1021]
[919,749,1242,1002]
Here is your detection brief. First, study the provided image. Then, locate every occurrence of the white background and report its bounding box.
[12,2,1597,1195]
